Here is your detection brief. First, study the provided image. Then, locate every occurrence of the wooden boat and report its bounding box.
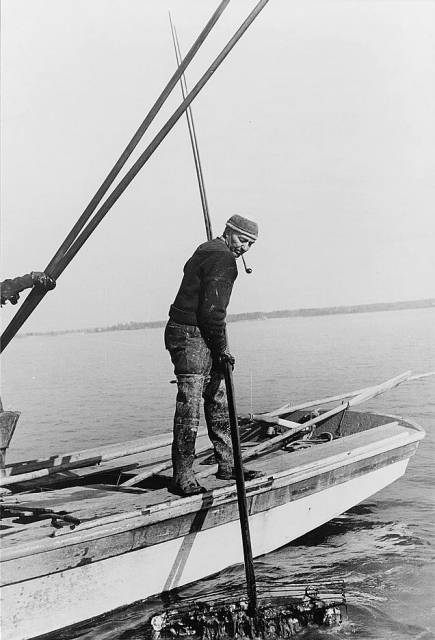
[0,372,426,640]
[0,6,429,639]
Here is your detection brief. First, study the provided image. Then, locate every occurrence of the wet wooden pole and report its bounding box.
[223,361,258,616]
[169,15,259,617]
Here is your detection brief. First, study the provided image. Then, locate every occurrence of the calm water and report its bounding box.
[1,307,435,639]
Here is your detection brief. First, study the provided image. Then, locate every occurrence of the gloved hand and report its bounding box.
[216,349,235,370]
[31,272,56,291]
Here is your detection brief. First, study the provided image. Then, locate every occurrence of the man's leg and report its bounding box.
[203,371,233,478]
[204,369,264,482]
[172,373,206,495]
[165,321,209,495]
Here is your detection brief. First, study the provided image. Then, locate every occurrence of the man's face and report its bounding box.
[225,231,255,258]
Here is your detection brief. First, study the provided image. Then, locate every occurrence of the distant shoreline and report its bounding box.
[18,298,435,338]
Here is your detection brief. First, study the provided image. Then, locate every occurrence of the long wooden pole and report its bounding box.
[223,361,258,615]
[52,0,270,269]
[247,370,435,421]
[169,14,213,241]
[0,0,232,353]
[170,18,259,614]
[0,429,202,488]
[121,439,212,488]
[48,0,229,269]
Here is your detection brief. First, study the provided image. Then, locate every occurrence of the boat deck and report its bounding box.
[0,413,423,554]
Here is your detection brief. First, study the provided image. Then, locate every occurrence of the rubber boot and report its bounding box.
[203,372,234,478]
[172,374,206,496]
[204,372,264,482]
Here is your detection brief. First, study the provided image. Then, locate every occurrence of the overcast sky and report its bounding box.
[1,0,434,334]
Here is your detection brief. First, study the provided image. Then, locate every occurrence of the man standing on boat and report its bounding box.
[165,214,261,496]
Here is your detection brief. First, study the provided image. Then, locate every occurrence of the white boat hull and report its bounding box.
[2,457,410,640]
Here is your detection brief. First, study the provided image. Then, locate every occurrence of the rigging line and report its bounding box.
[169,13,213,242]
[0,0,231,353]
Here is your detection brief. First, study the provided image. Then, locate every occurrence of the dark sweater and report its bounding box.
[169,238,238,354]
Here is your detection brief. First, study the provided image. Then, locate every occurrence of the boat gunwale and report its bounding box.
[0,413,424,563]
[0,449,416,587]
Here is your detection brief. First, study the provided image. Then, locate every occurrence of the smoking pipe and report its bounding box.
[241,255,252,274]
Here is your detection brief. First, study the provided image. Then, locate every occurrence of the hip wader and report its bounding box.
[165,321,233,494]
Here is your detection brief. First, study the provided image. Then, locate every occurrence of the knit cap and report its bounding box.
[225,214,259,241]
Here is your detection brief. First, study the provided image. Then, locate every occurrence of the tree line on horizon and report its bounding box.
[17,298,435,338]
